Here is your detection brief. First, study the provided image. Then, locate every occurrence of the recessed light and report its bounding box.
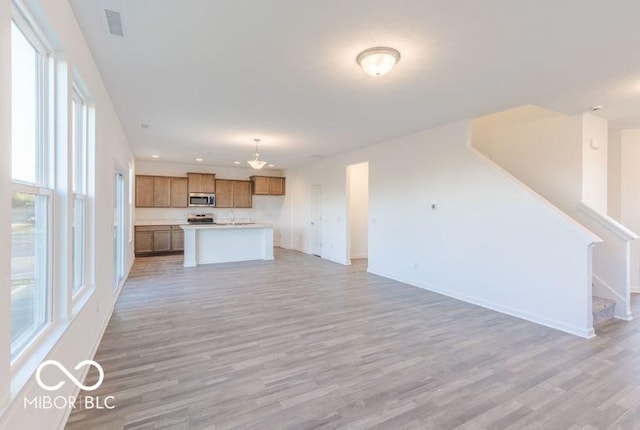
[233,161,241,165]
[268,164,275,168]
[141,123,150,129]
[195,158,203,162]
[591,104,604,111]
[151,154,160,158]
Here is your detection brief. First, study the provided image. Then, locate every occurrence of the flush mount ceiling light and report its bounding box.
[247,138,267,170]
[356,46,401,77]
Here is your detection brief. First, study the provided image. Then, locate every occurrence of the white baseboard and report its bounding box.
[631,286,640,294]
[367,268,595,339]
[350,253,368,259]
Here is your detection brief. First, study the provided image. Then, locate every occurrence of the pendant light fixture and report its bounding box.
[356,46,401,77]
[247,138,267,170]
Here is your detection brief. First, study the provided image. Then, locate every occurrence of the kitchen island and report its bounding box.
[180,223,274,267]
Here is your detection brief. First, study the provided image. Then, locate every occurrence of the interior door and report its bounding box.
[311,185,322,256]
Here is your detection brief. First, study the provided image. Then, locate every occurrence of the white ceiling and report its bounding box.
[68,0,640,168]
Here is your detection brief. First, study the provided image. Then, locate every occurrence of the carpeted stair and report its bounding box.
[593,296,616,326]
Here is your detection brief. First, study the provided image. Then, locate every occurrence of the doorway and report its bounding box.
[311,185,322,256]
[347,162,369,263]
[113,170,125,289]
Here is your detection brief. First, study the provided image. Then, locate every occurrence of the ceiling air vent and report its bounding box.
[104,9,124,37]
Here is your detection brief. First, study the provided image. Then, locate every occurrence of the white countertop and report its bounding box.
[135,219,189,226]
[180,223,273,230]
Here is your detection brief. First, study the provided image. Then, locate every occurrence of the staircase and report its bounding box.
[593,296,616,326]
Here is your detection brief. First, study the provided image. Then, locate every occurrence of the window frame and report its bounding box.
[71,85,88,297]
[9,6,54,362]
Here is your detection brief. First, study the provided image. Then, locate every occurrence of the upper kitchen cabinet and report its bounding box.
[215,179,252,208]
[233,181,252,208]
[135,175,189,208]
[215,180,234,208]
[250,176,285,196]
[136,175,155,207]
[153,176,171,207]
[188,173,216,193]
[170,177,188,207]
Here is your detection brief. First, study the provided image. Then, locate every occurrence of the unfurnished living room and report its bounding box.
[2,1,640,429]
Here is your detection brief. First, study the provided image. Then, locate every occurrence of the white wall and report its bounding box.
[347,162,368,260]
[0,0,135,428]
[281,120,599,337]
[608,129,622,221]
[618,130,640,292]
[581,113,609,213]
[472,106,637,318]
[471,105,583,213]
[135,160,285,245]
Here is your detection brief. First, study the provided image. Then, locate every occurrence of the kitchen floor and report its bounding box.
[66,249,640,429]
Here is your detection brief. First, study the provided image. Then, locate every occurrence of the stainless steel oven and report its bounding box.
[189,193,215,207]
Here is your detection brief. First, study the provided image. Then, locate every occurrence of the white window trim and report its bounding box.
[71,86,89,299]
[9,2,54,363]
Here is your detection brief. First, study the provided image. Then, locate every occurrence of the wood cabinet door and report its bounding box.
[252,176,269,195]
[215,180,234,208]
[268,177,285,195]
[135,176,154,207]
[153,177,171,207]
[171,227,184,251]
[170,177,188,207]
[202,174,216,193]
[153,230,172,252]
[234,181,252,208]
[188,173,202,193]
[135,230,154,254]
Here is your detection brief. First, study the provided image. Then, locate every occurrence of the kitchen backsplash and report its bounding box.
[135,196,284,224]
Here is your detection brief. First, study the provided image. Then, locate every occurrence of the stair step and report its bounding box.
[593,296,616,325]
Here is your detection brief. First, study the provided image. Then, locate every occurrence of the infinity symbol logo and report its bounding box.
[36,360,105,392]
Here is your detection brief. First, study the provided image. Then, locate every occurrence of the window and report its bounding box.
[72,87,88,294]
[10,18,52,357]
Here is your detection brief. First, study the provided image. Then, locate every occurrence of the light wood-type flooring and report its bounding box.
[66,248,640,430]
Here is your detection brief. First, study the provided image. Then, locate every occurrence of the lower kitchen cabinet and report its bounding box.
[171,226,184,251]
[135,225,184,256]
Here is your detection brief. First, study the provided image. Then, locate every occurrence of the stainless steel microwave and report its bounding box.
[189,193,215,207]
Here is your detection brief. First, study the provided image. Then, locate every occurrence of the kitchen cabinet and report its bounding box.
[135,176,155,207]
[234,181,252,208]
[215,180,234,208]
[250,176,285,196]
[171,226,184,251]
[170,177,188,207]
[134,230,153,254]
[188,173,216,193]
[135,225,184,256]
[153,228,172,251]
[214,180,252,208]
[136,175,188,208]
[153,177,171,207]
